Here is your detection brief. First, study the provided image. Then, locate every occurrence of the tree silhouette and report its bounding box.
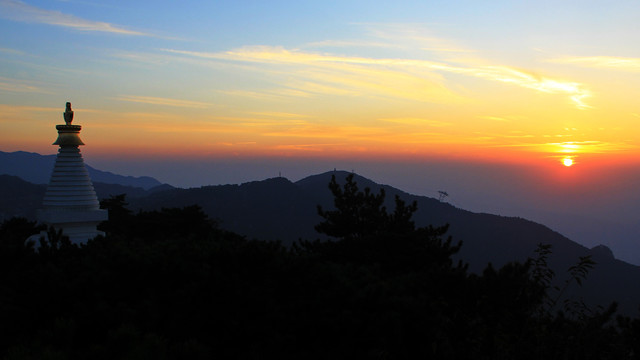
[310,173,461,271]
[315,173,417,240]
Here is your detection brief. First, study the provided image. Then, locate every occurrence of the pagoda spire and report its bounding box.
[36,102,108,243]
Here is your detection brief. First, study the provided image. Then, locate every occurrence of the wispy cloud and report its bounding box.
[216,88,313,100]
[495,140,636,153]
[0,47,25,55]
[551,56,640,72]
[505,134,534,139]
[359,23,474,54]
[0,104,59,113]
[546,141,634,152]
[302,39,403,50]
[0,77,46,93]
[379,117,452,127]
[479,116,511,122]
[162,45,592,109]
[272,143,342,152]
[249,111,311,119]
[432,64,592,109]
[0,0,148,36]
[163,47,464,104]
[115,95,210,108]
[283,80,358,97]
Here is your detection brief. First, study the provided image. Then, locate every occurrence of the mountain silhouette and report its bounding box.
[127,170,640,315]
[1,167,639,315]
[0,175,45,222]
[0,150,163,189]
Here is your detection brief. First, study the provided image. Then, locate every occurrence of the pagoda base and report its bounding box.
[37,208,108,244]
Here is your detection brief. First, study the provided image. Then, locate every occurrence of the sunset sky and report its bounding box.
[2,1,640,262]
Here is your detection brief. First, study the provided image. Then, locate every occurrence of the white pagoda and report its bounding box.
[36,102,108,243]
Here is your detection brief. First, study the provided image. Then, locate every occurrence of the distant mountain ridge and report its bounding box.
[0,150,163,190]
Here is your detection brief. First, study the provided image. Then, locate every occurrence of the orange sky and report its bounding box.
[2,1,640,175]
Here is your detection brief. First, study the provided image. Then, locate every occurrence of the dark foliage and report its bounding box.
[315,174,418,240]
[0,179,638,359]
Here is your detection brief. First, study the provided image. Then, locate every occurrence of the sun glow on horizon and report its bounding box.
[563,157,574,167]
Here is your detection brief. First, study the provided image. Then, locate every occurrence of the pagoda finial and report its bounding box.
[64,102,74,125]
[54,102,84,146]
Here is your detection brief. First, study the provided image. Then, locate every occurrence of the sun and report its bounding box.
[562,158,574,167]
